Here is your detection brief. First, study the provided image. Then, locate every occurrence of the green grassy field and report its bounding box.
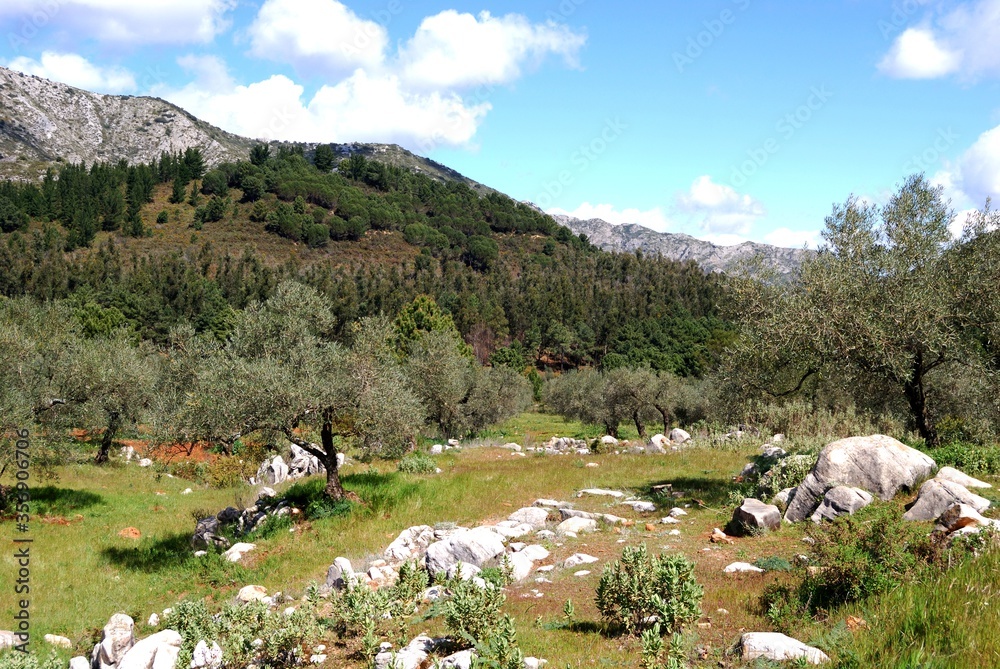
[2,412,999,668]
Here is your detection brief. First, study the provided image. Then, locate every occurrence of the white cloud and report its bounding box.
[878,28,960,79]
[763,227,820,249]
[247,0,388,76]
[161,61,490,146]
[547,202,672,231]
[675,175,766,235]
[399,10,586,89]
[956,124,1000,205]
[877,1,1000,81]
[1,0,235,45]
[5,51,135,93]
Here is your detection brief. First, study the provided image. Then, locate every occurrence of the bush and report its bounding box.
[205,456,256,488]
[925,441,1000,475]
[445,578,506,646]
[156,210,168,224]
[754,453,815,499]
[595,544,703,636]
[397,452,436,474]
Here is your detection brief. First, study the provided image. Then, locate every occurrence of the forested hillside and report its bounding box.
[0,145,728,375]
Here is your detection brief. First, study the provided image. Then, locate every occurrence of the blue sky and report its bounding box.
[2,0,999,247]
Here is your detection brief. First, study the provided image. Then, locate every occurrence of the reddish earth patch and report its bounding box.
[40,515,84,525]
[118,527,141,539]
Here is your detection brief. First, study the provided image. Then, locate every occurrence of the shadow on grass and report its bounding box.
[344,470,421,516]
[646,476,735,508]
[31,486,105,515]
[101,531,195,573]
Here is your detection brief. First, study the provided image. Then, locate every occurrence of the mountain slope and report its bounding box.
[554,214,812,276]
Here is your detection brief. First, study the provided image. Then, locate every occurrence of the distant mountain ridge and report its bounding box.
[553,214,812,276]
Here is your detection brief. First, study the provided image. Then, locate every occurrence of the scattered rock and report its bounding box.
[500,443,522,452]
[256,455,289,486]
[235,585,268,604]
[180,489,192,495]
[668,507,688,517]
[739,632,829,664]
[724,562,764,574]
[585,462,599,468]
[223,543,256,563]
[577,488,625,499]
[189,640,223,669]
[326,557,355,589]
[563,553,598,568]
[661,516,680,524]
[430,444,444,455]
[935,466,992,489]
[903,479,991,522]
[508,507,550,530]
[91,614,135,669]
[147,614,159,627]
[374,635,439,669]
[600,435,619,447]
[936,503,993,533]
[116,630,183,669]
[425,527,506,575]
[288,444,325,479]
[622,501,657,513]
[440,650,475,669]
[726,498,781,536]
[44,634,72,649]
[669,428,691,444]
[533,499,572,509]
[710,528,734,544]
[70,658,89,669]
[504,552,535,582]
[809,486,873,523]
[138,459,153,467]
[556,517,598,535]
[384,525,435,563]
[573,570,591,577]
[784,435,935,523]
[523,659,547,669]
[520,545,550,561]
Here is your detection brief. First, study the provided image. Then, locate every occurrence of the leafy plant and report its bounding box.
[595,544,703,636]
[445,578,507,646]
[397,452,437,474]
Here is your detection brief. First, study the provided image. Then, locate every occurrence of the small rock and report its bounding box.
[661,516,680,524]
[224,542,256,563]
[740,632,829,664]
[623,500,657,513]
[668,507,688,518]
[668,529,681,536]
[563,553,598,568]
[724,562,764,574]
[508,507,550,530]
[181,488,192,495]
[573,570,591,577]
[44,634,72,649]
[533,499,572,509]
[710,528,734,544]
[147,613,159,627]
[190,640,223,669]
[726,498,781,536]
[236,585,268,603]
[138,458,153,467]
[430,444,444,455]
[577,488,625,499]
[500,442,522,452]
[523,658,547,669]
[810,486,873,523]
[585,462,599,468]
[520,545,550,561]
[556,517,598,535]
[935,466,992,489]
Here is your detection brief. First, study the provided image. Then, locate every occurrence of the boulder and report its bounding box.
[809,487,873,523]
[903,479,991,522]
[726,498,781,536]
[92,614,135,669]
[189,641,223,669]
[384,525,435,563]
[117,630,182,669]
[138,458,153,467]
[430,444,443,455]
[556,517,598,535]
[784,435,935,523]
[190,516,230,550]
[739,632,829,664]
[326,557,355,589]
[425,527,506,575]
[235,585,268,604]
[70,658,89,669]
[936,503,993,533]
[773,488,794,507]
[256,455,288,486]
[600,435,619,447]
[622,501,657,513]
[669,428,691,444]
[440,650,475,669]
[649,434,670,449]
[44,634,72,649]
[374,635,439,669]
[508,507,550,530]
[447,561,482,581]
[223,542,256,563]
[288,444,324,478]
[519,545,550,561]
[935,466,991,489]
[504,552,535,582]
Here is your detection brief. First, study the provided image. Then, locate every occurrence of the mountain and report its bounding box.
[0,65,492,194]
[553,214,812,276]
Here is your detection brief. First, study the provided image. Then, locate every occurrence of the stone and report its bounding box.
[810,486,873,523]
[256,455,289,486]
[500,442,522,451]
[440,650,475,669]
[600,435,619,447]
[724,562,764,574]
[669,428,691,444]
[622,501,657,513]
[138,458,153,467]
[508,507,550,529]
[710,528,734,544]
[520,545,550,561]
[936,503,992,533]
[326,557,355,589]
[533,499,571,509]
[374,635,440,669]
[523,659,547,669]
[535,530,556,540]
[288,444,324,479]
[236,585,268,603]
[92,614,135,669]
[772,433,786,443]
[505,552,535,582]
[189,641,223,669]
[573,570,591,577]
[649,434,670,449]
[585,462,599,468]
[563,553,598,568]
[70,658,89,669]
[1,631,17,650]
[384,525,435,563]
[180,489,192,495]
[726,498,781,536]
[492,523,533,540]
[903,479,991,522]
[258,487,277,499]
[425,527,506,575]
[148,614,159,627]
[935,466,992,489]
[773,488,794,506]
[556,517,598,535]
[430,444,443,455]
[739,633,829,664]
[784,435,935,523]
[668,507,688,517]
[661,516,679,524]
[44,634,72,649]
[577,488,625,499]
[223,542,256,563]
[116,630,182,669]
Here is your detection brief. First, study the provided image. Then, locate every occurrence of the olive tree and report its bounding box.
[545,368,629,437]
[723,175,995,444]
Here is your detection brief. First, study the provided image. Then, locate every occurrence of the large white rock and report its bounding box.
[189,640,223,669]
[44,634,72,649]
[600,435,619,447]
[739,633,829,664]
[508,507,550,529]
[903,479,991,522]
[504,552,535,582]
[935,467,992,489]
[223,543,256,563]
[326,557,355,589]
[500,443,522,452]
[425,527,506,575]
[577,488,625,499]
[936,503,993,533]
[92,614,135,669]
[726,498,781,536]
[374,635,438,669]
[724,562,764,574]
[69,658,89,669]
[384,525,435,563]
[447,561,482,581]
[563,553,598,568]
[669,428,691,444]
[519,545,550,561]
[117,630,183,669]
[533,499,572,509]
[784,435,935,523]
[622,501,657,513]
[235,585,268,603]
[256,455,289,486]
[809,486,873,523]
[440,650,475,669]
[556,517,598,535]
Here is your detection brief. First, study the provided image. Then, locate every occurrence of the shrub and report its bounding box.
[205,456,256,488]
[397,452,436,474]
[925,441,1000,475]
[595,544,703,636]
[754,453,815,499]
[0,650,63,669]
[445,578,506,646]
[753,556,793,572]
[156,210,168,224]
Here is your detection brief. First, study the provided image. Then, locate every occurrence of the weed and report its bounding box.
[397,452,437,474]
[753,556,793,572]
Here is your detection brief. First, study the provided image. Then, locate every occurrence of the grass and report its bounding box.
[2,415,999,668]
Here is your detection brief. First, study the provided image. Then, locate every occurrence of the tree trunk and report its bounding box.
[655,406,670,434]
[632,410,646,439]
[903,354,938,446]
[95,411,121,465]
[604,421,619,439]
[321,420,346,501]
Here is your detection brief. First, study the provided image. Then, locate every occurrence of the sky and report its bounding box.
[1,0,999,248]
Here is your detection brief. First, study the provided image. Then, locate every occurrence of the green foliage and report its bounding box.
[445,578,507,646]
[195,195,229,223]
[0,650,64,669]
[250,143,270,166]
[595,544,703,636]
[471,614,524,669]
[201,170,229,197]
[924,441,1000,475]
[397,451,436,474]
[156,210,168,224]
[0,196,29,233]
[313,144,336,172]
[753,556,793,572]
